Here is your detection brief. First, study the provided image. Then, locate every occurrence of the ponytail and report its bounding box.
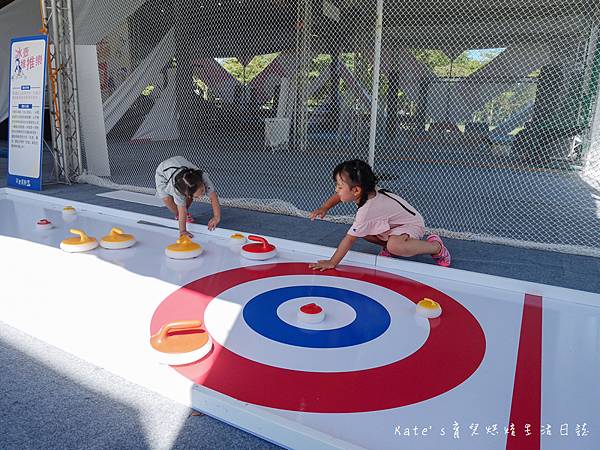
[173,167,205,198]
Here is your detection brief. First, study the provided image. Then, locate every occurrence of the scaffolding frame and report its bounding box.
[40,0,82,184]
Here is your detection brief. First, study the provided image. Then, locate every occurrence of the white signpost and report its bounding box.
[7,35,48,191]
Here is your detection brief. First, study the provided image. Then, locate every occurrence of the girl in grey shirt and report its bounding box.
[155,156,221,237]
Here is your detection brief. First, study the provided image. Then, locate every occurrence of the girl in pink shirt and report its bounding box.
[309,159,451,271]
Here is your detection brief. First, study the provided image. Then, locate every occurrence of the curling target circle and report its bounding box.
[203,275,429,372]
[243,285,391,348]
[150,262,486,413]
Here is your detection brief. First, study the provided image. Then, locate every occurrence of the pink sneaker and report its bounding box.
[378,248,392,258]
[175,213,195,223]
[427,234,451,267]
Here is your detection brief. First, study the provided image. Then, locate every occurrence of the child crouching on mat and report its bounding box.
[155,156,221,237]
[308,159,450,271]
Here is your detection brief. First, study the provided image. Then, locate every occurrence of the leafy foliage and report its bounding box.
[218,53,280,84]
[411,48,505,78]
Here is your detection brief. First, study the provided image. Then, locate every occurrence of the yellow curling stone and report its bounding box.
[100,227,136,249]
[150,320,213,365]
[165,235,203,259]
[229,233,247,248]
[416,298,442,319]
[60,229,99,253]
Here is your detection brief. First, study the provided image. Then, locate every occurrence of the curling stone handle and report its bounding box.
[248,235,269,248]
[69,229,89,241]
[154,320,205,342]
[110,227,124,235]
[421,298,438,307]
[176,235,193,245]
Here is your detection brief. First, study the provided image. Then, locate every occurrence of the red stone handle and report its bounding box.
[248,235,269,248]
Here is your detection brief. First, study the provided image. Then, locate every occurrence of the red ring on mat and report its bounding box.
[150,262,486,412]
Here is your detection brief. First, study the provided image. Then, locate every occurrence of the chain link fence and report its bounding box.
[74,0,600,256]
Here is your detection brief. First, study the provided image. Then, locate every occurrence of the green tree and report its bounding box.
[220,58,244,82]
[219,53,281,85]
[473,82,537,127]
[412,50,450,77]
[245,53,280,84]
[412,48,504,78]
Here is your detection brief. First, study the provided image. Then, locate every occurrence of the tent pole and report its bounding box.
[367,0,384,168]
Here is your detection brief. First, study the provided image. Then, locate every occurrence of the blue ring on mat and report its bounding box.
[243,285,390,348]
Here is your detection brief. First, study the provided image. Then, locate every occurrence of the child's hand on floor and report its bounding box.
[309,259,336,271]
[207,216,220,231]
[309,207,328,220]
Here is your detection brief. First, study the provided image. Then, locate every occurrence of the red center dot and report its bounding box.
[300,303,322,314]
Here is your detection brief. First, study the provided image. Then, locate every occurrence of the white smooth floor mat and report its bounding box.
[97,189,163,207]
[1,187,598,450]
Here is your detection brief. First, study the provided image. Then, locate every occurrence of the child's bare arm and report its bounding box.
[309,234,357,271]
[207,192,221,231]
[177,204,191,237]
[309,193,341,220]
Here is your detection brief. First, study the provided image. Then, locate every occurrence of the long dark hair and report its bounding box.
[173,167,205,198]
[332,159,378,207]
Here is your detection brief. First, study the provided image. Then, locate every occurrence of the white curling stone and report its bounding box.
[298,309,325,324]
[415,303,442,319]
[165,247,203,260]
[240,248,277,260]
[36,222,53,231]
[60,240,99,253]
[151,337,213,366]
[100,238,137,250]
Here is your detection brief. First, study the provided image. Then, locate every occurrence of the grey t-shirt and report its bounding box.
[155,156,215,206]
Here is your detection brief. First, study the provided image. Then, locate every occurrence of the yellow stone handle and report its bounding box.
[110,227,124,236]
[420,298,439,308]
[177,235,193,245]
[69,229,90,242]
